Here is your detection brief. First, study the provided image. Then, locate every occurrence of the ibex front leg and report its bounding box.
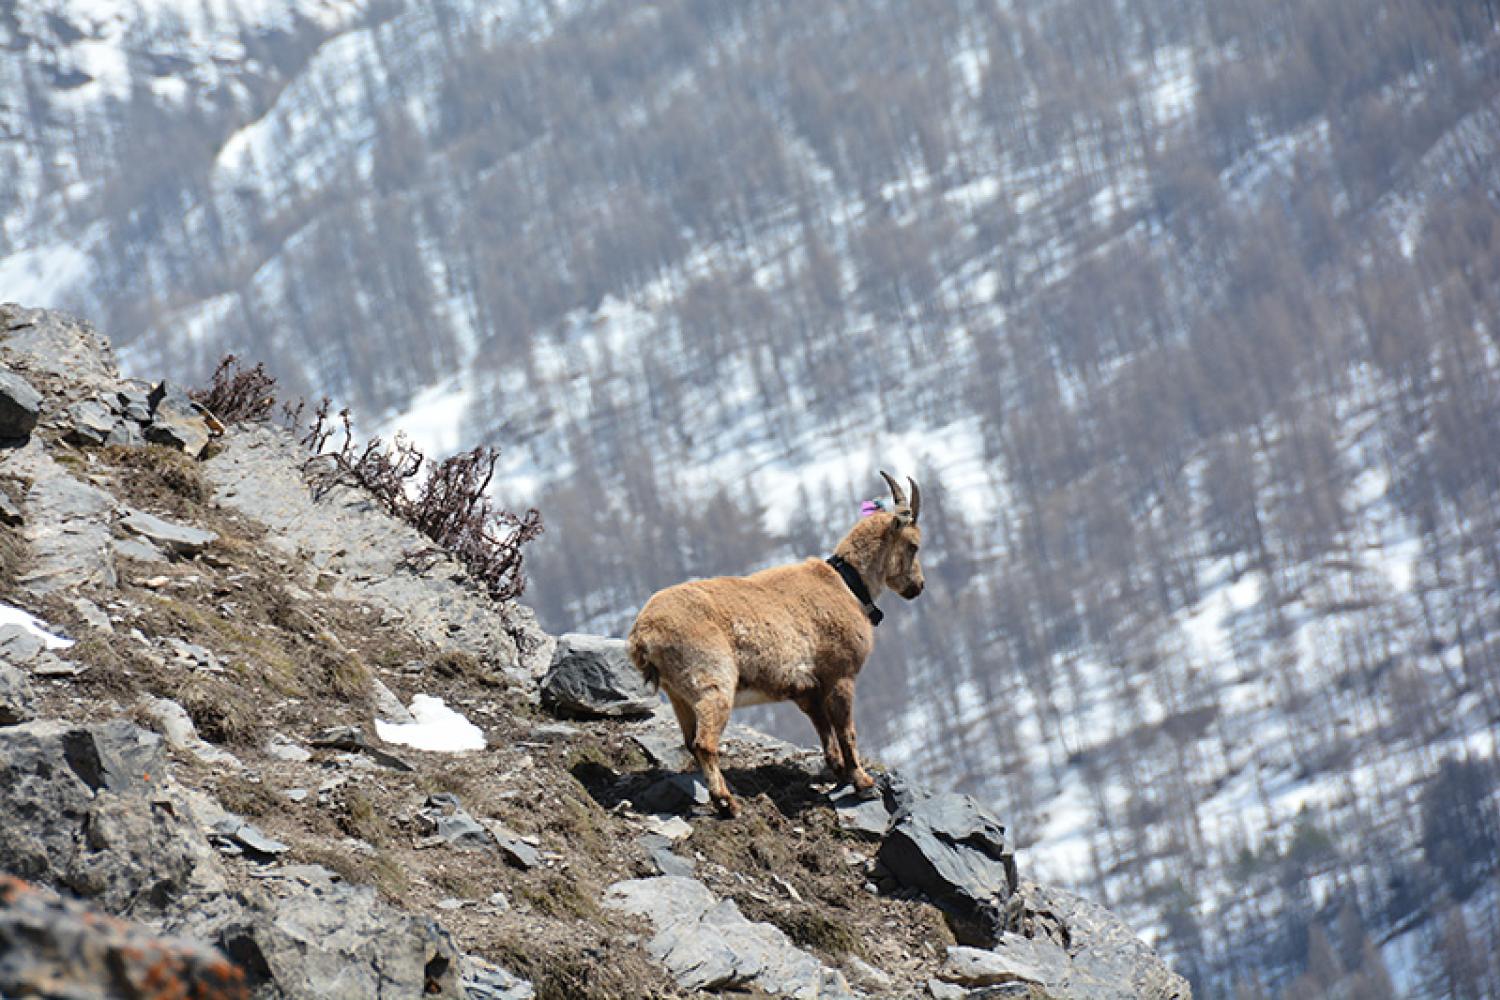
[826,678,876,798]
[795,693,844,776]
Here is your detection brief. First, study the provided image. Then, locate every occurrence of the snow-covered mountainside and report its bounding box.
[4,0,1500,995]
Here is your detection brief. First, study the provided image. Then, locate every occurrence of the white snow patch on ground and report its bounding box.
[0,603,75,649]
[375,694,485,752]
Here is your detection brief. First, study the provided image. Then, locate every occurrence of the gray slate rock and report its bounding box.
[997,882,1193,1000]
[540,632,657,717]
[139,695,240,767]
[943,941,1071,989]
[830,786,893,838]
[0,487,22,526]
[0,662,37,725]
[119,506,218,556]
[310,725,415,771]
[211,817,291,860]
[64,398,118,446]
[633,725,695,771]
[632,773,712,814]
[0,307,120,387]
[0,624,44,664]
[0,874,249,1000]
[114,536,168,562]
[0,368,41,440]
[116,386,152,422]
[146,380,212,457]
[0,719,227,914]
[417,793,492,850]
[9,449,117,594]
[462,955,535,1000]
[876,792,1018,946]
[480,818,542,869]
[639,833,696,876]
[175,878,465,1000]
[604,876,858,998]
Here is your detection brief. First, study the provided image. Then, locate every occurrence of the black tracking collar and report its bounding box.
[827,555,883,626]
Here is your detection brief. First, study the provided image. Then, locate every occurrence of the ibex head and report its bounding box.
[879,470,924,600]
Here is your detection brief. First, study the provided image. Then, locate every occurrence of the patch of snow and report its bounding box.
[377,379,474,459]
[0,241,91,306]
[374,694,485,752]
[0,603,75,649]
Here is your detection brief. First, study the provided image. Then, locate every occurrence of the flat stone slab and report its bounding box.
[830,786,892,838]
[119,507,218,557]
[942,940,1072,989]
[211,816,290,860]
[604,876,856,998]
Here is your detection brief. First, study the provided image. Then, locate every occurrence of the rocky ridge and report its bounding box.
[0,304,1189,999]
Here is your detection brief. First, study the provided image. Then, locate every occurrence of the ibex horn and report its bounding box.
[880,470,907,509]
[908,477,921,524]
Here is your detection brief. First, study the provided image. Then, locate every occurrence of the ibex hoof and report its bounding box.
[713,793,741,818]
[851,772,878,799]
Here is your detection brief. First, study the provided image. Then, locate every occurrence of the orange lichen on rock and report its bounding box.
[0,875,249,1000]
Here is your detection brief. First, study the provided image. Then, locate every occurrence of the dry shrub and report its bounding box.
[175,675,258,746]
[192,356,277,425]
[100,444,209,509]
[296,400,543,601]
[0,525,26,589]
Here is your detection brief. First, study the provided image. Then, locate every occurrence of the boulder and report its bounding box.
[997,882,1193,1000]
[174,879,465,1000]
[875,792,1018,946]
[0,369,41,440]
[0,875,249,1000]
[604,876,856,998]
[540,633,657,717]
[0,719,227,914]
[0,662,37,725]
[146,380,212,457]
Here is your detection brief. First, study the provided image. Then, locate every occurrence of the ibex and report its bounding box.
[627,472,924,816]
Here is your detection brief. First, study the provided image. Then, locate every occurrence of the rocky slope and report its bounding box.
[0,303,1189,999]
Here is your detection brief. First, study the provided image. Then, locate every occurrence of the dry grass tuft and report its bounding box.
[175,674,259,746]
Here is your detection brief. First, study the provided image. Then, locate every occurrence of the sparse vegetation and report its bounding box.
[191,355,277,425]
[175,674,258,746]
[296,399,543,601]
[100,444,209,512]
[0,525,27,591]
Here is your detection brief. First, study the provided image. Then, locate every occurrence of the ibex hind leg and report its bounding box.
[666,691,697,751]
[689,689,739,818]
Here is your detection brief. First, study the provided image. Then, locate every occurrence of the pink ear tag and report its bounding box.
[860,499,889,517]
